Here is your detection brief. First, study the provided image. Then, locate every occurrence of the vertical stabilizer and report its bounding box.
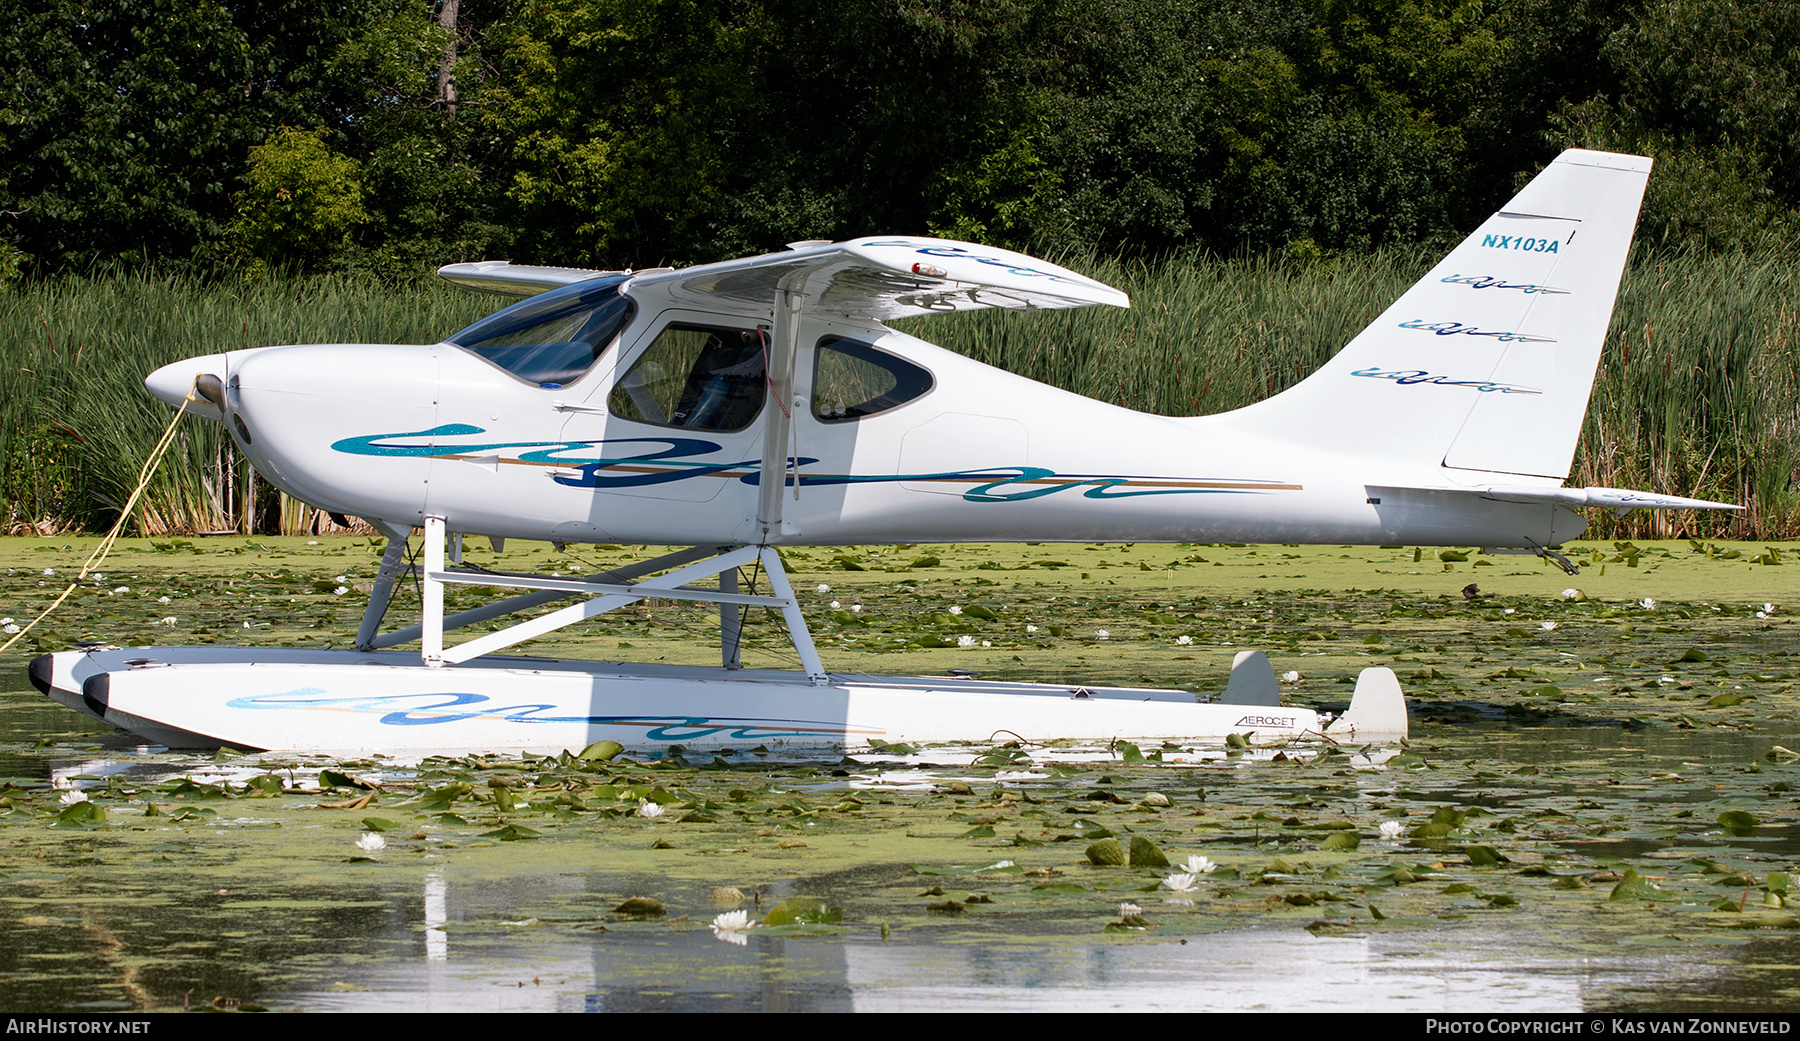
[1223,150,1650,481]
[1324,667,1409,742]
[1220,650,1280,706]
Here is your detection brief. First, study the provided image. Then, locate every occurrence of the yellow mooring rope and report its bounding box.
[0,382,199,656]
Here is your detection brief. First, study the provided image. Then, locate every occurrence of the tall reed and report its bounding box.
[0,272,494,534]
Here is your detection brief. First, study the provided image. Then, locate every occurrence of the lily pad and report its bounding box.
[318,769,373,790]
[1610,868,1671,902]
[578,740,625,761]
[613,897,666,917]
[1086,838,1126,866]
[1465,845,1510,867]
[1128,836,1169,868]
[478,824,540,841]
[762,897,840,926]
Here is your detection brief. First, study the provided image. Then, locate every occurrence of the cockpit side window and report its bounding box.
[446,276,635,388]
[608,323,767,432]
[811,336,934,421]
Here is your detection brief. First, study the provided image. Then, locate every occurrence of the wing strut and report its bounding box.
[401,518,826,682]
[757,282,806,540]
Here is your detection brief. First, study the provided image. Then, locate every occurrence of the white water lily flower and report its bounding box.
[638,800,664,819]
[42,569,54,576]
[1765,603,1776,614]
[816,583,831,593]
[979,860,1015,871]
[1280,670,1300,683]
[1181,855,1217,874]
[1117,902,1142,918]
[1503,607,1515,615]
[242,621,251,628]
[2,623,18,635]
[1561,588,1580,599]
[1641,598,1657,609]
[957,635,977,648]
[1176,635,1193,646]
[1162,872,1198,893]
[158,596,171,604]
[830,600,840,609]
[981,640,992,647]
[333,586,349,596]
[850,604,862,613]
[356,832,386,852]
[1026,624,1038,633]
[1095,629,1110,640]
[1540,621,1558,631]
[159,617,177,626]
[710,909,751,945]
[1659,676,1677,685]
[1380,820,1406,840]
[949,605,962,615]
[336,576,347,583]
[112,586,129,594]
[59,790,89,806]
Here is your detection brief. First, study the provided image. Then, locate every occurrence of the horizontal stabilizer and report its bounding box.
[1368,483,1740,512]
[437,262,629,297]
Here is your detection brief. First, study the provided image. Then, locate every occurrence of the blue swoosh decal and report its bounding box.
[224,689,879,741]
[331,426,1297,502]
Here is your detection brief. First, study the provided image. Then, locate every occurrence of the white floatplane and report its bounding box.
[28,149,1733,755]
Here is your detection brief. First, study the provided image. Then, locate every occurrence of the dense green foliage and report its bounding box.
[2,0,1797,275]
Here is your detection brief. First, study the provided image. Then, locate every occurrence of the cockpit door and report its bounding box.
[557,311,771,527]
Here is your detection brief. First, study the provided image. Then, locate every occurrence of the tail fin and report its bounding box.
[1225,149,1651,481]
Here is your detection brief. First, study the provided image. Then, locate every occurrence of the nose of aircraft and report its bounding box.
[146,352,235,412]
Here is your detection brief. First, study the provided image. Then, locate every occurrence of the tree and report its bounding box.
[225,128,369,273]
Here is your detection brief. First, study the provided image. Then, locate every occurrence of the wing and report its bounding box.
[439,238,1129,317]
[436,261,632,297]
[630,237,1128,319]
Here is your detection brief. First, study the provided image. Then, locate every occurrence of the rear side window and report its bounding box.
[447,276,635,387]
[812,337,933,421]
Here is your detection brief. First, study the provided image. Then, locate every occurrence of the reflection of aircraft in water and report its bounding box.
[30,149,1729,754]
[284,870,1592,1012]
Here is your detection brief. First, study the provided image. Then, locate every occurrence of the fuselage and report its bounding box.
[147,292,1584,550]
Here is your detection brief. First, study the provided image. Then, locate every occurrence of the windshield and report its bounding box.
[446,276,636,388]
